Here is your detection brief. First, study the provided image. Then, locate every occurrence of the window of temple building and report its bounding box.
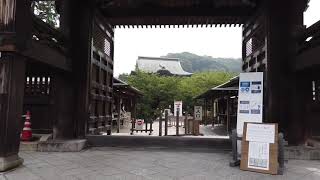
[312,80,316,101]
[316,81,320,102]
[246,38,253,57]
[104,39,111,56]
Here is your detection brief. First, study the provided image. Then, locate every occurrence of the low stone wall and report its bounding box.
[285,146,320,160]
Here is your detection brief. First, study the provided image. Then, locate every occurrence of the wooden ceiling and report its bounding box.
[97,0,260,27]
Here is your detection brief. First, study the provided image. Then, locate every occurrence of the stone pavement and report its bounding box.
[1,147,320,180]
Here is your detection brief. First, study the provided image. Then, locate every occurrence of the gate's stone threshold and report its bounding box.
[86,135,232,150]
[1,147,320,180]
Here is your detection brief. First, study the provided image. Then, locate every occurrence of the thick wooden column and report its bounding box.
[69,0,95,138]
[266,0,305,144]
[131,98,136,135]
[0,0,30,171]
[0,54,25,171]
[289,72,309,143]
[211,98,215,127]
[117,98,121,133]
[226,97,230,133]
[52,73,74,139]
[203,99,207,125]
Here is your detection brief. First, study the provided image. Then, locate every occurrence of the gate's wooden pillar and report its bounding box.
[52,73,74,139]
[69,0,95,138]
[266,0,305,144]
[0,0,31,171]
[0,54,26,171]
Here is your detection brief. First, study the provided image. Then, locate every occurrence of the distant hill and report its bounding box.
[162,52,242,73]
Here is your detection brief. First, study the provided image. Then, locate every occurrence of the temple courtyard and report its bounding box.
[1,147,319,180]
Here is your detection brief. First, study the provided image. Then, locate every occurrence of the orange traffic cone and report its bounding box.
[21,111,32,141]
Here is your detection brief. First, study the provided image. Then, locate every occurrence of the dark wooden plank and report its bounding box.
[22,41,71,71]
[0,53,26,157]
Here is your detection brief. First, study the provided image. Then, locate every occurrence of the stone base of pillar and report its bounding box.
[37,139,87,152]
[0,155,24,172]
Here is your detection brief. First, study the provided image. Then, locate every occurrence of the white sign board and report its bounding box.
[194,106,202,121]
[174,101,183,117]
[246,123,275,143]
[248,142,270,170]
[246,123,276,171]
[236,72,264,136]
[136,119,144,130]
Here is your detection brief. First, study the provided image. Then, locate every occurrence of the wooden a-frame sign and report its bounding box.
[240,122,278,175]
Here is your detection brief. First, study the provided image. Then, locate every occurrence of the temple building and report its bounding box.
[112,77,142,133]
[195,76,239,134]
[136,56,193,76]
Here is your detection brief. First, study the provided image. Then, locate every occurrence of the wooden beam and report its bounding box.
[102,6,253,18]
[22,41,71,71]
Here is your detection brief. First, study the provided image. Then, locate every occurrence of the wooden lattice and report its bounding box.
[88,19,114,134]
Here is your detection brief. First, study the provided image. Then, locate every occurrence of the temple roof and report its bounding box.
[195,76,239,99]
[136,56,193,76]
[113,77,143,97]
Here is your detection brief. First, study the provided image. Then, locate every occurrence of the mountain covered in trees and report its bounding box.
[162,52,242,73]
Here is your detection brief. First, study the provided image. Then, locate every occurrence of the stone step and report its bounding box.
[86,135,232,150]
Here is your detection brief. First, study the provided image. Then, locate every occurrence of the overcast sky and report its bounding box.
[114,0,320,76]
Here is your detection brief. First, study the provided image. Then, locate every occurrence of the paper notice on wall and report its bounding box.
[246,123,275,143]
[248,142,270,170]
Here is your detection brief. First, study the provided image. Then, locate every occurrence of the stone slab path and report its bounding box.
[1,147,320,180]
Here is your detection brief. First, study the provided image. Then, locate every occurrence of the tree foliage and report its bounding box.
[32,1,60,28]
[121,71,236,120]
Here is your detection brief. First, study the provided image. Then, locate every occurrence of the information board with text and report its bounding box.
[174,101,183,117]
[236,72,264,136]
[194,106,202,121]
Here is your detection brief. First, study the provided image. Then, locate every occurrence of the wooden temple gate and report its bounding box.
[0,0,116,171]
[0,0,319,172]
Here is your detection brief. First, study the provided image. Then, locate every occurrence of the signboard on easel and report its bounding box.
[240,122,278,174]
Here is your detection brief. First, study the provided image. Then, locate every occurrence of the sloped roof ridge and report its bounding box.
[138,56,180,61]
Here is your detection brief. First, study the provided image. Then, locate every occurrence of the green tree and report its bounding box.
[122,71,236,120]
[177,72,235,112]
[32,1,60,28]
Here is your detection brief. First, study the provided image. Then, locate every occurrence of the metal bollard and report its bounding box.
[165,111,168,136]
[229,129,240,167]
[159,114,162,136]
[278,133,285,175]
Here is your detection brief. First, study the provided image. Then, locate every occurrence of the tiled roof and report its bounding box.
[136,56,192,76]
